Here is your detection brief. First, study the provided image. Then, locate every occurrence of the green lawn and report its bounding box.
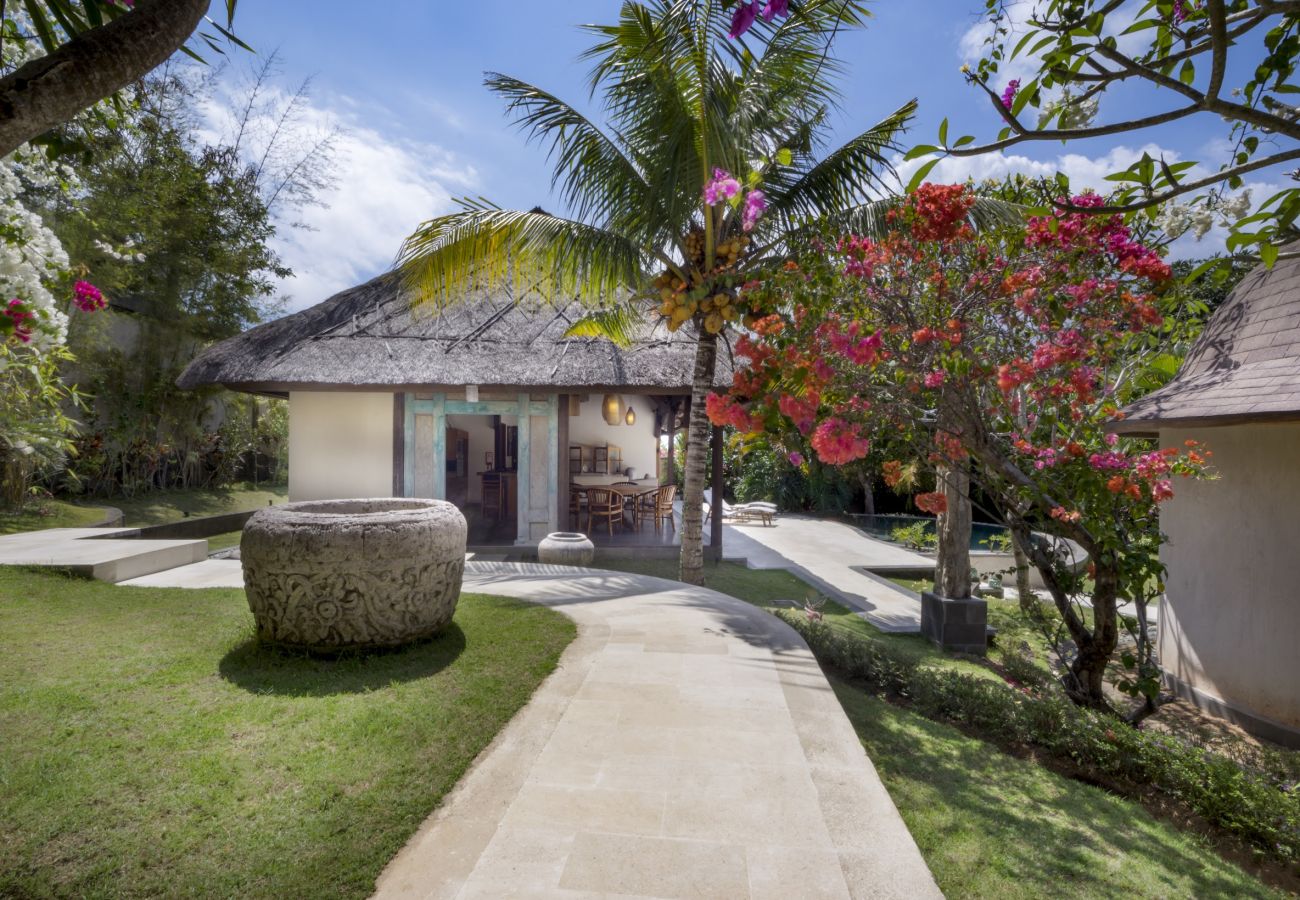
[93,481,289,527]
[832,680,1284,899]
[0,568,575,899]
[0,498,110,534]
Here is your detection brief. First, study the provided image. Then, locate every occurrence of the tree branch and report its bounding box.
[0,0,209,156]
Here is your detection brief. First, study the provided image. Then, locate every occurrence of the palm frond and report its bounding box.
[398,203,647,307]
[562,302,644,348]
[763,99,917,235]
[485,74,656,239]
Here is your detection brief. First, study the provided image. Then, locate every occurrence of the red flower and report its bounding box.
[915,491,948,515]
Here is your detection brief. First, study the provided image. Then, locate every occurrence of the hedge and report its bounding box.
[777,609,1300,865]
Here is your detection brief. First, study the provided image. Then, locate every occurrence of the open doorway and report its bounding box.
[445,413,518,545]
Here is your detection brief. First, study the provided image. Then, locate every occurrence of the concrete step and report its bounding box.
[0,529,209,583]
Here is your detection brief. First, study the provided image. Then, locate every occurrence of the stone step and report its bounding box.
[0,529,209,583]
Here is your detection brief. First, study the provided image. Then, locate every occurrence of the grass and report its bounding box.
[831,679,1285,899]
[0,498,110,534]
[91,481,289,527]
[0,567,576,899]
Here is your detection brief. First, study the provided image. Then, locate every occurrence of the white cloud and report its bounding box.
[273,123,476,311]
[196,80,478,313]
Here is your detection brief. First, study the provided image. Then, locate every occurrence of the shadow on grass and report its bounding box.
[218,624,466,697]
[832,679,1279,899]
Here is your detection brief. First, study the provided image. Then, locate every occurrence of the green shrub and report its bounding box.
[777,610,1300,864]
[890,521,936,551]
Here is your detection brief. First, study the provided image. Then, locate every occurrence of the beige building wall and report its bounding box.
[1159,423,1300,742]
[288,391,394,501]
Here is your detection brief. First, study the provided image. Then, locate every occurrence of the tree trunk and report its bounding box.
[933,460,972,599]
[1011,529,1035,614]
[679,329,718,586]
[859,472,875,517]
[0,0,210,156]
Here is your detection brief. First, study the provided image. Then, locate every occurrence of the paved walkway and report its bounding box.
[722,517,929,632]
[374,562,939,899]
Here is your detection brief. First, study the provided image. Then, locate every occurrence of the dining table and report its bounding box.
[570,483,659,530]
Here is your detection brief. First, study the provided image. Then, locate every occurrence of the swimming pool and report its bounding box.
[849,513,1010,551]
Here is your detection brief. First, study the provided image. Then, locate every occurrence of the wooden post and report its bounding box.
[515,393,531,545]
[666,398,679,486]
[708,424,723,562]
[557,393,570,531]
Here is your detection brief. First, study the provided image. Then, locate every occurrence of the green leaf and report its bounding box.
[938,117,949,146]
[776,147,793,166]
[903,144,937,161]
[906,158,941,193]
[1260,242,1279,267]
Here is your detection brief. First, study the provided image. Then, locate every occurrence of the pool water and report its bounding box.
[850,513,1010,551]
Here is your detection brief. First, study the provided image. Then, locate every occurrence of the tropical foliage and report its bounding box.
[710,183,1212,709]
[914,0,1300,265]
[399,0,924,583]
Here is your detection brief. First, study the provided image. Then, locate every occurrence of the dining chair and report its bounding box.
[568,486,587,530]
[482,473,503,520]
[585,488,623,536]
[651,484,677,531]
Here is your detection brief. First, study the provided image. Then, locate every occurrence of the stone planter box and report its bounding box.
[537,532,595,567]
[241,498,467,651]
[921,591,988,655]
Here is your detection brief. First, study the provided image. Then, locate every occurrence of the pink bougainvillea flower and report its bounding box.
[810,417,870,465]
[787,450,805,466]
[761,0,790,21]
[704,168,742,204]
[2,298,35,343]
[72,280,106,313]
[1000,78,1020,110]
[742,188,766,232]
[923,370,946,388]
[728,2,757,38]
[1172,0,1191,23]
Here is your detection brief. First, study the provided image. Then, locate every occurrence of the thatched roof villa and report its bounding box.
[180,272,726,548]
[1112,248,1300,746]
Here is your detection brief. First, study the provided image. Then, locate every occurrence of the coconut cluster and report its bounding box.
[652,232,761,335]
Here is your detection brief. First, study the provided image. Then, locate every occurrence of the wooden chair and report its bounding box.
[568,486,587,530]
[585,488,623,536]
[482,473,503,520]
[650,484,677,531]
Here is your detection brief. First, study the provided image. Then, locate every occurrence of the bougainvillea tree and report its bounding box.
[710,183,1211,709]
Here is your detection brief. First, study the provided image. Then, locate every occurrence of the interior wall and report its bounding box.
[1159,422,1300,739]
[288,391,394,501]
[445,414,497,505]
[568,393,659,483]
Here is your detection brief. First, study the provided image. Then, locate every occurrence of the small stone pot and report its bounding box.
[537,531,595,567]
[241,498,467,651]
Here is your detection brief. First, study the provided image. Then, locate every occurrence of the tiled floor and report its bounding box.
[373,562,940,900]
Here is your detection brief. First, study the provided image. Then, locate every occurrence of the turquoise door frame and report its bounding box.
[402,392,559,544]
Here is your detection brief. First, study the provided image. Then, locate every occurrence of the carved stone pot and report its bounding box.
[241,498,467,651]
[537,532,596,567]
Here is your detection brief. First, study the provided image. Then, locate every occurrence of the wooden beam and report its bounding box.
[709,425,724,562]
[392,393,406,496]
[557,394,570,531]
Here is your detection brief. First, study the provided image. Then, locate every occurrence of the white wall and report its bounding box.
[568,394,659,482]
[1159,423,1300,738]
[288,391,394,501]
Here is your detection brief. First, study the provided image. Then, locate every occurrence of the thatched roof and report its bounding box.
[1114,249,1300,435]
[178,273,731,396]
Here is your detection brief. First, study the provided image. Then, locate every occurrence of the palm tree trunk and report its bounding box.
[679,329,718,586]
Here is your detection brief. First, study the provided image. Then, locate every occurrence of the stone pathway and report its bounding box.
[374,562,939,900]
[721,517,929,632]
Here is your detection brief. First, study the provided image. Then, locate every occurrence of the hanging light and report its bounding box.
[625,405,636,426]
[601,393,623,426]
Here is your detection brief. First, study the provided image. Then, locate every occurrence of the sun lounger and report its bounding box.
[703,489,777,526]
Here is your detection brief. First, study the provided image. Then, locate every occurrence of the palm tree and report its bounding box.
[399,0,916,586]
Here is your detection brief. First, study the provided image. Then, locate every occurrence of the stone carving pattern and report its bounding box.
[241,499,467,650]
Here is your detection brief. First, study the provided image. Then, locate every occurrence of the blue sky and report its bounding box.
[221,2,1269,311]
